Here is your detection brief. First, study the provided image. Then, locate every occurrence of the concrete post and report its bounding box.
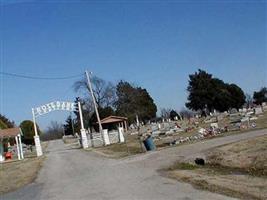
[15,136,21,160]
[118,127,125,143]
[0,141,4,162]
[34,136,43,157]
[80,129,89,149]
[103,129,110,145]
[18,134,24,159]
[32,108,43,157]
[78,101,89,149]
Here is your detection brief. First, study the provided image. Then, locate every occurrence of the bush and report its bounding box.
[20,120,40,145]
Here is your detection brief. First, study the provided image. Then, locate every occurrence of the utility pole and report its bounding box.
[85,70,103,133]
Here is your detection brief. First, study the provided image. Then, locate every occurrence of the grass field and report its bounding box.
[0,142,48,194]
[166,135,267,200]
[0,156,45,194]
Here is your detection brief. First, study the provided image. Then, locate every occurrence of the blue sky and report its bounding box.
[1,0,266,129]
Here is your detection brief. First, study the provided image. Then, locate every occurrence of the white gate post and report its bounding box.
[78,101,88,149]
[18,134,24,159]
[118,127,125,143]
[32,108,43,157]
[15,136,21,160]
[0,142,4,162]
[103,129,110,145]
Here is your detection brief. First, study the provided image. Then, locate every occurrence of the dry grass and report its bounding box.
[0,141,48,194]
[166,135,267,200]
[168,170,266,200]
[0,156,45,194]
[93,134,144,158]
[62,136,79,144]
[207,136,267,176]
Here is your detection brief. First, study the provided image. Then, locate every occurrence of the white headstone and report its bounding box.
[255,107,263,115]
[210,123,218,128]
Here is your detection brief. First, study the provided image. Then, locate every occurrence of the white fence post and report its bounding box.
[103,129,110,145]
[32,108,43,157]
[15,136,21,160]
[18,134,24,159]
[80,129,89,149]
[78,101,89,149]
[118,127,125,143]
[0,142,4,162]
[34,136,43,157]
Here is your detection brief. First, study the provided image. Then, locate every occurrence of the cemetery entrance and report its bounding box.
[32,100,89,157]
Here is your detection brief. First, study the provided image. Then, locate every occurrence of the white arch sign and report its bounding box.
[31,100,88,157]
[33,101,76,117]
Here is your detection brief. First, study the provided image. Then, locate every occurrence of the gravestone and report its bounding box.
[151,125,158,132]
[255,107,263,115]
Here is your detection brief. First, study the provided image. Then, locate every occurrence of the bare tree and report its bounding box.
[160,108,172,119]
[41,121,63,141]
[245,93,253,108]
[73,76,116,108]
[180,109,194,119]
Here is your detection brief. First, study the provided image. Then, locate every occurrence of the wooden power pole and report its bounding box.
[85,70,103,133]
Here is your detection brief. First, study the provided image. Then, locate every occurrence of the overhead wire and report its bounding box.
[0,71,83,80]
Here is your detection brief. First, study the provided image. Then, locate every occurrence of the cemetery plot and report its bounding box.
[131,106,267,149]
[64,106,267,159]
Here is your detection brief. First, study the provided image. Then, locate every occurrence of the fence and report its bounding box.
[88,128,124,147]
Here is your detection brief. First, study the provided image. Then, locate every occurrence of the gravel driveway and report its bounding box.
[2,129,266,200]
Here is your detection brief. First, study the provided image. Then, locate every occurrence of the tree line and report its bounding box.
[63,69,266,135]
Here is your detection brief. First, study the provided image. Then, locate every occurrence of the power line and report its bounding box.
[0,71,83,80]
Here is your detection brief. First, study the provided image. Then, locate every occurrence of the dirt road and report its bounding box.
[2,129,266,200]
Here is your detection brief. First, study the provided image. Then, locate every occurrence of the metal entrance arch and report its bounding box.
[32,100,89,157]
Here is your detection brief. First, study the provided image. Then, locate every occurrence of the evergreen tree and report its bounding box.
[0,114,15,128]
[115,81,157,123]
[186,70,215,112]
[64,115,75,135]
[186,69,245,112]
[170,110,179,120]
[253,87,267,105]
[20,120,40,145]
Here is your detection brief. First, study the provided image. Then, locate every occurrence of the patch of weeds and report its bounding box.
[247,166,266,177]
[168,162,199,171]
[201,163,267,178]
[190,179,260,200]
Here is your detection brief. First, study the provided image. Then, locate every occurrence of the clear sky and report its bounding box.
[0,0,266,129]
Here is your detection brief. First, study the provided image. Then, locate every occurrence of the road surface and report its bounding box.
[2,129,267,200]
